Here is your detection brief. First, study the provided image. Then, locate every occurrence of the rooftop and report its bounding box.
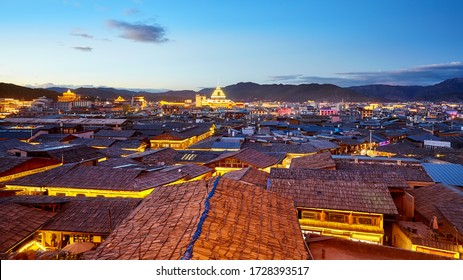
[89,177,308,260]
[421,163,463,186]
[289,151,336,169]
[222,167,269,189]
[307,235,450,260]
[269,169,399,215]
[205,148,281,169]
[0,204,56,253]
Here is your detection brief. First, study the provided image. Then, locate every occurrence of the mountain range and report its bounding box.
[1,78,463,103]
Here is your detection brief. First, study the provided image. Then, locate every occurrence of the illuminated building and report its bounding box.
[149,123,215,150]
[114,96,126,103]
[0,203,56,254]
[319,107,338,116]
[392,221,460,259]
[0,157,62,183]
[5,163,212,198]
[36,197,140,252]
[4,117,132,130]
[204,148,281,175]
[58,89,80,102]
[195,86,236,109]
[269,168,400,244]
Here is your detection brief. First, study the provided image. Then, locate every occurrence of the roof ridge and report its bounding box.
[181,176,221,260]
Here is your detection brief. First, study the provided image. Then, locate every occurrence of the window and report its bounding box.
[358,217,373,225]
[76,193,86,197]
[328,213,345,223]
[301,211,318,220]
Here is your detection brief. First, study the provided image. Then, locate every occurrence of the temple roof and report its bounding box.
[210,86,227,99]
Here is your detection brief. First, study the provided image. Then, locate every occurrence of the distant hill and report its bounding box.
[45,83,373,102]
[2,78,463,102]
[349,78,463,101]
[0,83,59,100]
[199,82,373,102]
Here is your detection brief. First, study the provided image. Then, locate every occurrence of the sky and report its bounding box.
[1,0,463,91]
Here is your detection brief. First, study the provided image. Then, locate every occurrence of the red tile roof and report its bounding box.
[412,184,463,226]
[89,177,308,260]
[222,167,269,189]
[41,197,141,234]
[205,148,280,169]
[334,159,433,182]
[289,151,336,169]
[7,163,212,192]
[269,174,398,215]
[0,204,56,253]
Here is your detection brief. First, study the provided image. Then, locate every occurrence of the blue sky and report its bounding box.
[1,0,463,90]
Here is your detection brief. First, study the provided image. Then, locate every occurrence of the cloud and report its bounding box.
[70,30,94,39]
[124,8,140,16]
[72,46,93,52]
[336,62,463,85]
[269,62,463,87]
[268,74,303,81]
[107,19,168,43]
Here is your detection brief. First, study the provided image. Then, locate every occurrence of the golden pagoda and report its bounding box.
[196,86,235,109]
[58,89,80,102]
[114,96,126,103]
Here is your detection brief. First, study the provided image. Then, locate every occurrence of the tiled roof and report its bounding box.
[47,165,144,191]
[32,134,75,143]
[186,137,220,149]
[110,139,146,150]
[89,177,308,260]
[222,167,269,189]
[19,144,106,163]
[205,148,280,169]
[175,150,222,164]
[0,204,56,253]
[334,159,433,182]
[242,142,318,154]
[41,197,141,234]
[395,221,459,252]
[290,151,336,169]
[0,195,71,206]
[412,184,463,224]
[97,158,148,168]
[139,148,178,166]
[124,149,162,159]
[308,235,450,260]
[93,130,137,138]
[8,162,211,192]
[70,138,117,148]
[7,164,146,191]
[150,123,213,140]
[100,147,131,158]
[187,137,242,150]
[6,163,79,187]
[436,203,463,234]
[0,139,32,152]
[270,168,409,189]
[0,157,30,174]
[269,171,398,215]
[308,139,339,150]
[134,164,212,189]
